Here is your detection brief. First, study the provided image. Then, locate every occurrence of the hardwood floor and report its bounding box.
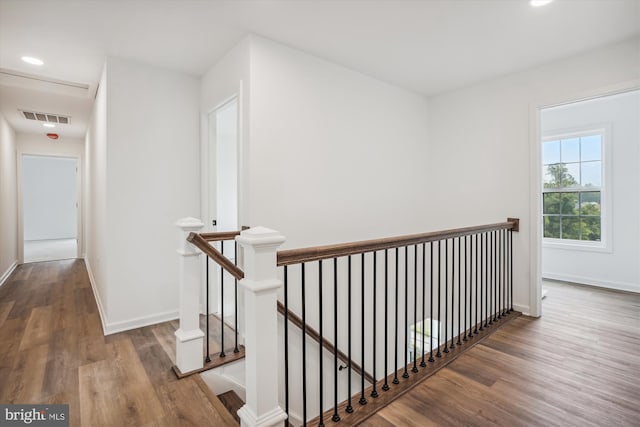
[2,260,639,426]
[363,280,640,426]
[0,259,238,427]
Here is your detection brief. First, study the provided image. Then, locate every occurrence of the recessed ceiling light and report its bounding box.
[43,123,56,128]
[21,56,44,66]
[530,0,553,7]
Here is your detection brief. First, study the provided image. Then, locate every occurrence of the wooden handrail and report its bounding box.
[199,231,242,242]
[277,302,375,385]
[277,218,519,266]
[187,232,245,281]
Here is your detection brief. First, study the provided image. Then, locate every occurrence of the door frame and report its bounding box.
[17,152,82,264]
[200,87,245,315]
[528,78,640,317]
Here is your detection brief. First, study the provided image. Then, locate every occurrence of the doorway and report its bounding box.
[22,154,78,263]
[207,96,240,321]
[537,89,640,301]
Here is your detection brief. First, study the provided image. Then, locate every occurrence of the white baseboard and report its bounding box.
[84,258,108,335]
[512,303,530,316]
[543,272,639,294]
[84,257,179,335]
[103,310,179,336]
[0,261,18,288]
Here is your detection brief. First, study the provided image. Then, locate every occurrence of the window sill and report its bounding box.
[543,238,612,253]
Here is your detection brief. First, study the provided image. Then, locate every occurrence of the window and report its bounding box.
[542,130,603,243]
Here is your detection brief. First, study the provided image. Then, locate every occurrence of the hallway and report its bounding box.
[0,259,237,426]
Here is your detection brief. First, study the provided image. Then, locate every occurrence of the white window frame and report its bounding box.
[541,125,612,253]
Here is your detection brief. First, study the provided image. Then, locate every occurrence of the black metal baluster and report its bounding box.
[449,238,456,350]
[383,249,390,391]
[429,242,435,363]
[474,234,479,335]
[318,261,325,427]
[346,257,353,413]
[220,241,226,357]
[444,239,449,354]
[372,252,379,398]
[360,254,367,405]
[437,241,442,358]
[457,237,462,346]
[412,245,418,373]
[497,230,502,319]
[493,230,498,322]
[489,231,494,325]
[403,247,409,379]
[421,243,427,368]
[234,241,239,353]
[503,229,507,316]
[479,234,484,332]
[284,266,289,425]
[463,235,468,342]
[332,258,340,422]
[509,229,514,312]
[302,263,307,425]
[393,247,399,384]
[485,232,489,328]
[205,257,211,363]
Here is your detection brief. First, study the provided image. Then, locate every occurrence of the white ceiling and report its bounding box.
[1,0,639,139]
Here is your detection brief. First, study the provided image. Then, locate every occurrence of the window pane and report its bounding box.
[560,192,579,215]
[581,217,601,241]
[564,163,580,188]
[544,216,560,238]
[581,135,601,161]
[544,163,578,188]
[581,161,601,187]
[580,192,601,216]
[561,216,580,240]
[543,193,561,214]
[543,140,560,165]
[561,138,580,163]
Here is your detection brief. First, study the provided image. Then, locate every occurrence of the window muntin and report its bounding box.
[542,131,603,242]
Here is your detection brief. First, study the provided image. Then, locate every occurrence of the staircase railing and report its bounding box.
[175,218,520,427]
[276,218,519,426]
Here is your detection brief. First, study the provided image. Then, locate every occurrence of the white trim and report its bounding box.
[512,303,531,316]
[84,257,108,335]
[17,150,84,264]
[0,261,18,287]
[540,125,612,251]
[105,311,179,336]
[543,273,639,294]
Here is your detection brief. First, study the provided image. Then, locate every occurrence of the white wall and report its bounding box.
[83,58,200,334]
[426,37,640,314]
[85,65,109,322]
[541,90,640,292]
[0,112,18,284]
[22,155,77,240]
[104,57,200,332]
[249,36,431,250]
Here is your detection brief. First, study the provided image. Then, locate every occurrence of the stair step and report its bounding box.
[217,390,244,425]
[192,375,240,426]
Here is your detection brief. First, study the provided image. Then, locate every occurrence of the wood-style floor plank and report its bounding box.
[0,259,238,426]
[364,280,640,426]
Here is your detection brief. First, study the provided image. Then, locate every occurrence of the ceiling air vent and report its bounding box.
[21,110,70,125]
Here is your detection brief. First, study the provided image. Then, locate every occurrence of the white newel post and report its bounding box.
[236,227,287,427]
[175,217,205,374]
